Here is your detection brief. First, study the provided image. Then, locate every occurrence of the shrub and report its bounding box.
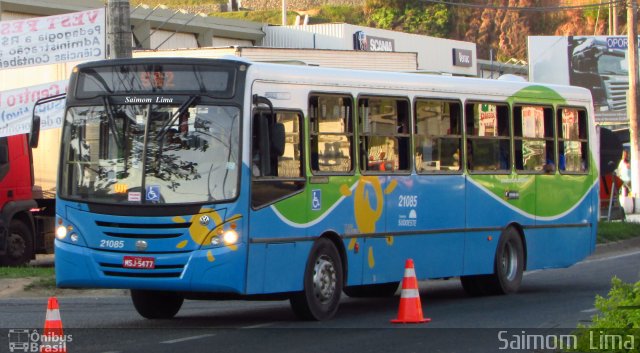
[571,277,640,352]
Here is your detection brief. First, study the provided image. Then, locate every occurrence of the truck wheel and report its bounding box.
[290,238,343,320]
[3,220,33,266]
[131,290,184,319]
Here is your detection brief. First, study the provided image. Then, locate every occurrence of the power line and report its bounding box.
[421,0,627,12]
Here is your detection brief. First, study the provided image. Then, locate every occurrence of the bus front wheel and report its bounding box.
[290,238,343,320]
[131,290,184,319]
[461,228,524,296]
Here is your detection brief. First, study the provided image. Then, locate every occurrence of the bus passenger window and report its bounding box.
[513,105,553,173]
[309,95,353,174]
[414,99,462,173]
[557,108,588,173]
[465,103,510,172]
[358,96,410,173]
[251,110,305,209]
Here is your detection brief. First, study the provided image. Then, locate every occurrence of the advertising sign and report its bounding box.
[0,81,67,137]
[529,35,639,122]
[0,8,105,70]
[353,31,395,52]
[478,104,497,137]
[453,48,473,67]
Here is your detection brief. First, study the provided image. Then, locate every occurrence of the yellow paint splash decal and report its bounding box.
[176,240,188,249]
[354,176,384,234]
[386,236,394,246]
[340,184,352,197]
[384,179,397,195]
[207,250,215,262]
[227,244,238,251]
[188,209,223,245]
[348,238,357,251]
[172,216,187,223]
[368,246,375,268]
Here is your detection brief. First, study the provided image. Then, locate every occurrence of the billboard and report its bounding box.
[529,35,636,123]
[0,81,67,137]
[0,8,105,70]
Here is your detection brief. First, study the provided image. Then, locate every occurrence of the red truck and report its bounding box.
[0,133,55,266]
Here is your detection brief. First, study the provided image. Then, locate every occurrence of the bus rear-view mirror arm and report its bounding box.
[31,93,66,148]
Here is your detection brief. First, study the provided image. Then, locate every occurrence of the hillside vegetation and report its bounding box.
[132,0,626,61]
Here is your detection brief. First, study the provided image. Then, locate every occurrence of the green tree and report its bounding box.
[364,0,450,36]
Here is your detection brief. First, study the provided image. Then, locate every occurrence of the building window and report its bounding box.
[414,99,462,173]
[465,102,510,172]
[358,96,410,173]
[309,95,353,173]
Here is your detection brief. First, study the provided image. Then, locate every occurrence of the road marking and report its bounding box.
[580,250,640,264]
[242,322,276,329]
[581,308,598,313]
[160,334,215,344]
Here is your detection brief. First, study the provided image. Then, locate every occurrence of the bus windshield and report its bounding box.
[60,102,240,204]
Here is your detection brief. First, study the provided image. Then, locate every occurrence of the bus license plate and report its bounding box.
[123,256,155,269]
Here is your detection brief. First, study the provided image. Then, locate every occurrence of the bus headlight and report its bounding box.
[56,225,68,240]
[222,230,238,245]
[210,229,239,246]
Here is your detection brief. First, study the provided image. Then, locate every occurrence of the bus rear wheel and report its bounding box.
[131,290,184,319]
[2,220,33,266]
[290,238,343,320]
[461,228,524,296]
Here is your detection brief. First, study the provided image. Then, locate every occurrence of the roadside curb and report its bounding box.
[593,236,640,258]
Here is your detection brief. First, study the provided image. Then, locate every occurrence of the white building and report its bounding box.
[261,24,477,76]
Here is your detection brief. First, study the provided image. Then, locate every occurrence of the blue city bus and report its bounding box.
[38,57,598,320]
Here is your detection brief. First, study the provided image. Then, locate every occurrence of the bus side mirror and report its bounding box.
[271,123,285,157]
[29,115,41,149]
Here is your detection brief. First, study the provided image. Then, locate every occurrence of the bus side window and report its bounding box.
[414,99,462,173]
[557,107,588,173]
[514,105,553,173]
[309,94,353,174]
[358,96,410,173]
[465,102,510,172]
[251,110,305,209]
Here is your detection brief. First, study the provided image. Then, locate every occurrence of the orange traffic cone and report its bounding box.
[391,259,431,324]
[41,297,67,353]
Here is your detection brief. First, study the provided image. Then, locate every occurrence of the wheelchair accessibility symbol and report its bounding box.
[312,189,321,211]
[146,185,161,202]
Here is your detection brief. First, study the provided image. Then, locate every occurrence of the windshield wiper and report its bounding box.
[156,95,199,142]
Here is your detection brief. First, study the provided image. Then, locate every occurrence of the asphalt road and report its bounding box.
[1,249,639,353]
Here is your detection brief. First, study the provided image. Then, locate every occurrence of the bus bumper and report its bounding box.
[54,239,246,293]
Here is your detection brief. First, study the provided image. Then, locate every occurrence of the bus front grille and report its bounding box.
[103,271,182,278]
[98,262,185,278]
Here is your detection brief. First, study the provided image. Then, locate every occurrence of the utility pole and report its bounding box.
[613,0,618,35]
[628,0,640,206]
[107,0,133,58]
[282,0,287,26]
